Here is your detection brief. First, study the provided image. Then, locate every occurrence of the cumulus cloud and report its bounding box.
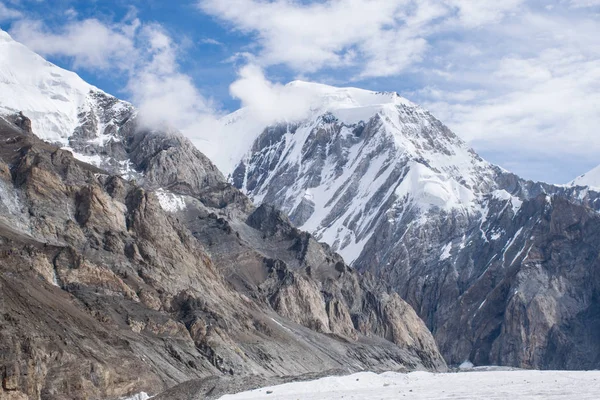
[198,0,526,78]
[0,1,21,22]
[128,25,216,126]
[414,11,600,182]
[9,18,138,70]
[229,64,318,123]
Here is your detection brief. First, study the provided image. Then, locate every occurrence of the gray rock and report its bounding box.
[0,114,445,400]
[232,105,600,370]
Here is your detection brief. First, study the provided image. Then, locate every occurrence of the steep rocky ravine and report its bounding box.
[0,115,444,400]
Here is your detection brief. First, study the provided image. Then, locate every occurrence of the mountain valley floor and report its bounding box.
[217,369,600,399]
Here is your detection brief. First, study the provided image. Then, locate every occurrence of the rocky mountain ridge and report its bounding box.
[0,112,446,400]
[1,27,599,400]
[227,83,600,369]
[0,29,445,399]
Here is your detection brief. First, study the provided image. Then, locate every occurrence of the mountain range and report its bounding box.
[228,81,600,369]
[0,29,445,400]
[1,27,599,399]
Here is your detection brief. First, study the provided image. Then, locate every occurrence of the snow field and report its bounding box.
[219,370,600,400]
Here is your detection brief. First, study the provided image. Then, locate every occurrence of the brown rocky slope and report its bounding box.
[0,115,445,400]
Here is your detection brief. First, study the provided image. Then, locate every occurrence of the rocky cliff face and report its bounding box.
[0,109,445,400]
[229,83,600,370]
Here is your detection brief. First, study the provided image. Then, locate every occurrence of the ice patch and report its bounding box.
[62,147,104,167]
[118,159,138,180]
[490,231,503,241]
[459,360,474,370]
[492,189,523,214]
[303,189,314,202]
[395,162,477,212]
[439,243,452,261]
[52,269,60,287]
[478,299,487,310]
[155,189,186,212]
[121,392,150,400]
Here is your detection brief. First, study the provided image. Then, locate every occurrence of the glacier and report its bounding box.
[218,370,600,400]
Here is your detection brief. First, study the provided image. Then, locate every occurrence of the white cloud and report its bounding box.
[447,0,524,27]
[64,8,78,19]
[414,11,600,182]
[9,18,138,70]
[229,64,317,124]
[8,16,223,160]
[198,0,526,78]
[129,24,219,132]
[200,38,223,46]
[569,0,600,7]
[0,1,21,21]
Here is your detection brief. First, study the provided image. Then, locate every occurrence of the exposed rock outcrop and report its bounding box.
[231,89,600,370]
[0,114,444,400]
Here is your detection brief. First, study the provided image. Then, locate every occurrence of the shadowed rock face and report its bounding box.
[0,116,445,400]
[353,181,600,370]
[233,110,600,370]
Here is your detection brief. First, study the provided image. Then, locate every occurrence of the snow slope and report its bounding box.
[229,82,503,263]
[225,79,600,369]
[0,29,131,145]
[219,370,600,400]
[571,164,600,190]
[217,81,416,176]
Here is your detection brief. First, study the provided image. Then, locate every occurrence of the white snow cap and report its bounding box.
[0,28,102,144]
[570,164,600,190]
[285,80,414,111]
[218,80,417,175]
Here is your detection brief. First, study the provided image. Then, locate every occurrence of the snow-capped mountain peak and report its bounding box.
[285,80,414,110]
[570,164,600,190]
[214,81,420,175]
[0,29,126,145]
[229,80,502,263]
[0,28,136,174]
[226,75,600,371]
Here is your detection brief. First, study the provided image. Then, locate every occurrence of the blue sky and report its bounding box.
[1,0,249,110]
[1,0,599,183]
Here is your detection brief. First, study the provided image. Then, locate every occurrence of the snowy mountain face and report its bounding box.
[0,30,449,398]
[0,29,224,196]
[231,82,500,263]
[0,30,133,162]
[229,82,600,369]
[570,164,600,190]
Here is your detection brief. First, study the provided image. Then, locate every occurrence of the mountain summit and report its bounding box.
[0,29,132,147]
[571,164,600,190]
[0,30,446,399]
[230,82,501,263]
[228,80,600,369]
